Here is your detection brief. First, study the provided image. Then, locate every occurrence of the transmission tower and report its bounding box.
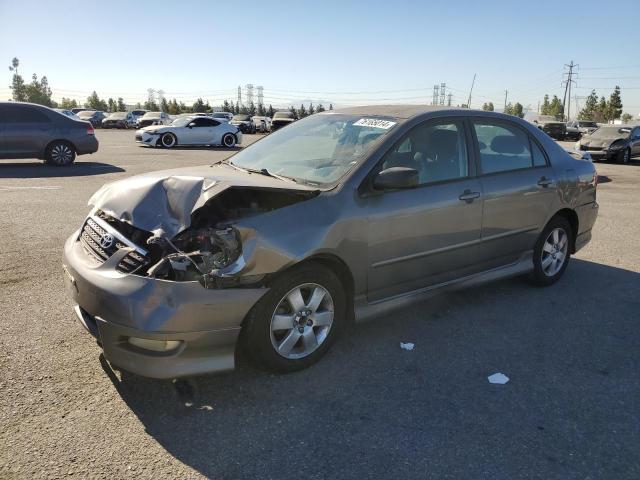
[257,85,264,106]
[432,85,439,105]
[237,86,242,107]
[447,93,453,106]
[562,61,578,121]
[245,84,254,106]
[439,83,446,106]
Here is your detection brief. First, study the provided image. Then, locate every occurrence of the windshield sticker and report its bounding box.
[353,118,397,129]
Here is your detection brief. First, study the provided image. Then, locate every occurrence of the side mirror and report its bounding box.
[373,167,419,190]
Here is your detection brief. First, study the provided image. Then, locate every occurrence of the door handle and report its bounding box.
[537,176,554,187]
[458,190,481,203]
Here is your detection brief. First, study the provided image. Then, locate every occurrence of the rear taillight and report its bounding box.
[87,126,95,135]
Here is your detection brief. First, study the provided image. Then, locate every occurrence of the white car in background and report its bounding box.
[135,116,242,148]
[136,111,172,128]
[211,111,233,122]
[252,115,272,133]
[54,108,80,120]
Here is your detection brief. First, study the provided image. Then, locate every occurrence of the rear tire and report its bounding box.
[617,148,630,164]
[242,263,346,373]
[45,141,76,166]
[530,216,572,286]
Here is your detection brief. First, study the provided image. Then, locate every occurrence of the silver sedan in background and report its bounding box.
[63,106,598,378]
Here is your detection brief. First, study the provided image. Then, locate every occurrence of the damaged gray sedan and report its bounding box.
[62,106,599,378]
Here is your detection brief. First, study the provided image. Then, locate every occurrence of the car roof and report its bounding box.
[332,104,461,120]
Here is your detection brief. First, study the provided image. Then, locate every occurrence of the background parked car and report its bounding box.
[252,115,271,133]
[76,110,108,128]
[54,108,81,120]
[137,111,171,128]
[566,120,598,140]
[135,115,242,148]
[576,124,640,163]
[71,108,94,115]
[0,102,98,165]
[230,114,256,134]
[102,111,136,129]
[531,115,566,140]
[271,111,297,131]
[130,109,148,125]
[212,111,233,122]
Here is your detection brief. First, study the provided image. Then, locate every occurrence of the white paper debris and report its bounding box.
[199,405,213,411]
[400,342,415,351]
[487,373,509,384]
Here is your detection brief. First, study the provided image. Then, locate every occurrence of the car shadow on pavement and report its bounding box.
[0,161,124,178]
[102,258,640,479]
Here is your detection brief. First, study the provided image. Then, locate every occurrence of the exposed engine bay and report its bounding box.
[92,186,317,287]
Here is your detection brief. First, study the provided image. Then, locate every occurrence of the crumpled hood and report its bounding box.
[581,137,624,147]
[140,124,166,133]
[88,163,317,238]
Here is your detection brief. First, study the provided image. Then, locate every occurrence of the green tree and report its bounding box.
[117,97,126,111]
[608,86,623,121]
[59,98,78,109]
[511,102,524,118]
[308,102,315,115]
[267,104,275,117]
[540,94,550,115]
[316,103,325,113]
[289,105,297,117]
[160,97,169,112]
[548,95,563,118]
[192,98,206,112]
[621,113,633,123]
[178,101,189,113]
[504,102,513,115]
[329,103,333,110]
[86,91,108,111]
[107,97,117,112]
[595,96,608,122]
[248,101,256,115]
[257,103,265,116]
[482,102,494,111]
[578,90,598,120]
[10,72,27,101]
[222,100,231,112]
[22,74,55,106]
[297,103,307,118]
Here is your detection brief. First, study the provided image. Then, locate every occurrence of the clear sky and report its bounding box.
[1,0,638,116]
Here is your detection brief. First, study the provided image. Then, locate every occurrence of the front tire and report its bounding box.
[242,263,346,372]
[617,148,630,164]
[160,132,177,148]
[45,141,76,166]
[530,216,572,286]
[222,133,236,148]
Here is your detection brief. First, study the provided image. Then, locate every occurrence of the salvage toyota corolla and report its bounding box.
[62,106,599,378]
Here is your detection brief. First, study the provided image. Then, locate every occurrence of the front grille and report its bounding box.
[582,145,603,151]
[79,217,149,274]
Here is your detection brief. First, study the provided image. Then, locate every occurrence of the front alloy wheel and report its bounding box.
[242,263,346,372]
[222,133,236,148]
[530,216,572,286]
[160,132,177,148]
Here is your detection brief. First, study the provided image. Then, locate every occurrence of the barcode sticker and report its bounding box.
[353,118,397,129]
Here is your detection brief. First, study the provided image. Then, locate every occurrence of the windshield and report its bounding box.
[274,112,293,119]
[578,121,597,128]
[212,113,228,118]
[142,112,161,119]
[108,112,127,119]
[233,114,250,121]
[171,117,193,127]
[229,114,397,185]
[77,111,95,118]
[590,126,630,139]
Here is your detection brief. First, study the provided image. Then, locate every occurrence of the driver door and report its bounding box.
[365,118,484,301]
[184,118,218,144]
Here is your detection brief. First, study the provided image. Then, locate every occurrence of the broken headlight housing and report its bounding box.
[147,227,242,281]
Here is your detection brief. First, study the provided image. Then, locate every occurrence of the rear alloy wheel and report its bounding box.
[222,133,236,148]
[45,142,76,166]
[617,148,630,164]
[160,132,177,148]
[530,216,572,286]
[242,263,346,372]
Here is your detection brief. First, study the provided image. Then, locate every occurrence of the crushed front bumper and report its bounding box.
[62,232,268,378]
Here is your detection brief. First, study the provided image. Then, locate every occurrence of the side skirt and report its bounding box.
[353,251,533,323]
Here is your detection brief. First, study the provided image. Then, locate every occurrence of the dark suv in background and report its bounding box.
[0,102,99,165]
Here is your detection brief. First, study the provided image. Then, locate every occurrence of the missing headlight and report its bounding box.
[147,227,241,282]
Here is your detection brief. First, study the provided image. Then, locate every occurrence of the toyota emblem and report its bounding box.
[99,233,114,249]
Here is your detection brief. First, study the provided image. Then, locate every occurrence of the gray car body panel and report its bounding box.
[63,106,598,378]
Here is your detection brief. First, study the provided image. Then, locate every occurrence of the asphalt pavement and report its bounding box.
[1,131,639,479]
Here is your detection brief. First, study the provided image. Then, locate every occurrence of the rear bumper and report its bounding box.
[574,201,599,252]
[583,150,616,161]
[76,136,99,155]
[62,232,268,378]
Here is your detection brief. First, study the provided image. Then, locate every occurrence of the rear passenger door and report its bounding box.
[471,118,556,267]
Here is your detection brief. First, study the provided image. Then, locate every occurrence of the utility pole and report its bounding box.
[562,61,578,121]
[237,86,242,108]
[504,90,508,111]
[467,73,476,108]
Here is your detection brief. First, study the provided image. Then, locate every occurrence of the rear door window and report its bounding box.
[4,105,51,123]
[472,121,538,174]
